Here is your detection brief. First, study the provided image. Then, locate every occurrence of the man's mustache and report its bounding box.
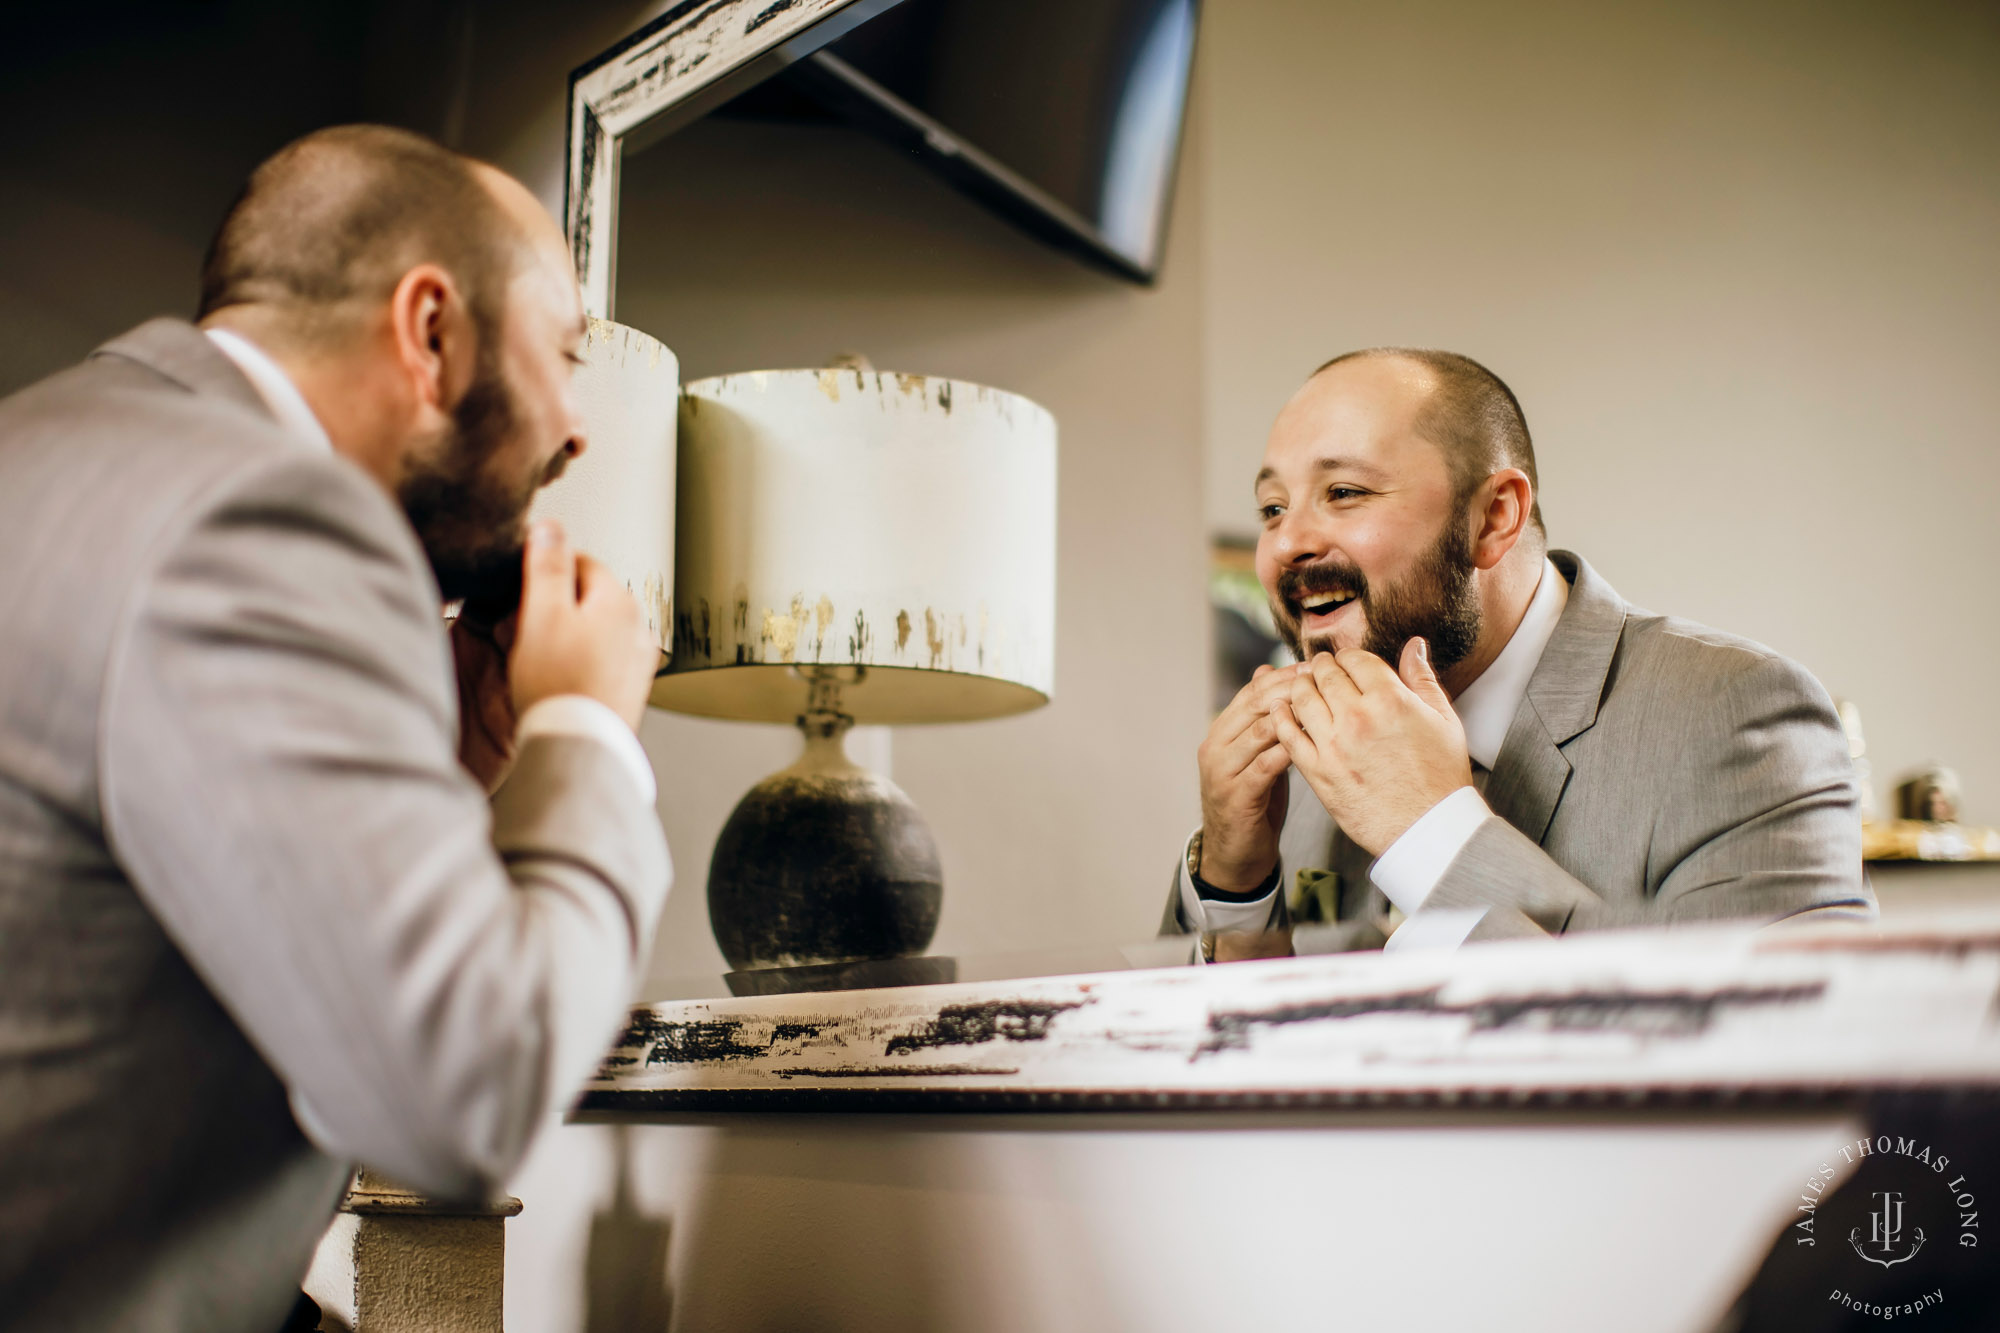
[1275,560,1368,615]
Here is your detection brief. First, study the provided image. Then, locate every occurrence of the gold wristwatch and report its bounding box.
[1189,832,1225,962]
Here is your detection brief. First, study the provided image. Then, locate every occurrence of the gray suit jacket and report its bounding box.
[0,321,670,1331]
[1167,551,1873,942]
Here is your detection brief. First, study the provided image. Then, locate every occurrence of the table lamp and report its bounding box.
[656,365,1057,971]
[528,318,680,667]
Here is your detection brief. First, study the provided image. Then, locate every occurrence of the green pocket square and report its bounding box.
[1289,868,1341,924]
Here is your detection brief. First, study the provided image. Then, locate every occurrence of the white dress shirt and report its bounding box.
[204,328,655,804]
[1181,558,1569,953]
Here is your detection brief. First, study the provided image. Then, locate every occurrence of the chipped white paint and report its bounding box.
[567,0,889,317]
[528,318,678,666]
[587,916,2000,1103]
[656,369,1057,725]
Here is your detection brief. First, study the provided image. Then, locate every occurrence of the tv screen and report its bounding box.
[772,0,1200,283]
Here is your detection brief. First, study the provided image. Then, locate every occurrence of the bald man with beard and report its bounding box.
[1168,349,1874,957]
[0,127,668,1330]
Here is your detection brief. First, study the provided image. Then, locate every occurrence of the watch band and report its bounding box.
[1186,829,1283,903]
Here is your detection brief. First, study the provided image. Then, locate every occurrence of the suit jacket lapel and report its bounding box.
[1485,704,1571,845]
[1486,551,1628,844]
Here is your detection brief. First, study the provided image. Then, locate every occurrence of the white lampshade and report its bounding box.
[656,368,1057,724]
[528,317,679,665]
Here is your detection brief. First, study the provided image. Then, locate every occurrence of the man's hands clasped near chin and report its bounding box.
[1269,637,1474,858]
[450,519,659,791]
[1195,662,1307,894]
[1196,637,1476,907]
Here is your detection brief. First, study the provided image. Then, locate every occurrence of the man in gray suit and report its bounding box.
[0,126,669,1329]
[1169,349,1872,954]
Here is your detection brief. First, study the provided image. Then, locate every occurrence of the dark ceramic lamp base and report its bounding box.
[707,686,942,971]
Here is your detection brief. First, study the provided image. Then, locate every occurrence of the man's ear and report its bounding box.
[1470,467,1533,571]
[386,263,477,413]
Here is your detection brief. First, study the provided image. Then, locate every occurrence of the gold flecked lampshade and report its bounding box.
[655,367,1058,725]
[527,317,679,664]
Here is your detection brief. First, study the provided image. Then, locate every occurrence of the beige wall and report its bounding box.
[1199,0,2000,820]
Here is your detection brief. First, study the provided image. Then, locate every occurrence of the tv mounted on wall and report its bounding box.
[733,0,1201,284]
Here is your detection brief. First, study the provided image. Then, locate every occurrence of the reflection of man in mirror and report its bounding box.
[1166,349,1874,952]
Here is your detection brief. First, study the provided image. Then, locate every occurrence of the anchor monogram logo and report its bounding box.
[1850,1190,1927,1268]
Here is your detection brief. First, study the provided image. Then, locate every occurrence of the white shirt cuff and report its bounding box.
[1368,786,1491,916]
[1178,831,1283,949]
[515,695,656,806]
[1383,908,1488,953]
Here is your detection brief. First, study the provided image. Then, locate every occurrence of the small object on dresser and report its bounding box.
[1862,764,2000,862]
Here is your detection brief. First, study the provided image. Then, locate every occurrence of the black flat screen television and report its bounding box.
[757,0,1200,284]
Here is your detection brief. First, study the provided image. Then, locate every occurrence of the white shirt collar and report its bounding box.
[1451,556,1569,770]
[203,327,333,455]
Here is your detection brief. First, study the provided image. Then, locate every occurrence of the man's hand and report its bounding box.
[1195,662,1304,893]
[1268,638,1473,857]
[450,612,518,792]
[509,519,658,730]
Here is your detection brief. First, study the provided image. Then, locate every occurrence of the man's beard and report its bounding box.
[398,362,539,616]
[1270,506,1483,671]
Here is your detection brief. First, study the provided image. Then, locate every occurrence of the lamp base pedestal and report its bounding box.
[707,706,942,970]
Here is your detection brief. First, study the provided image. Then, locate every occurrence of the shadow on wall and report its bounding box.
[0,0,665,395]
[582,1128,675,1333]
[0,3,374,394]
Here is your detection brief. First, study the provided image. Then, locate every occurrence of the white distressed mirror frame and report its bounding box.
[565,0,909,319]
